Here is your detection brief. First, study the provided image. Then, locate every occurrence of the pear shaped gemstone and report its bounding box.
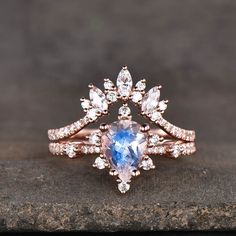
[102,120,147,183]
[116,68,133,99]
[89,86,108,112]
[141,86,160,114]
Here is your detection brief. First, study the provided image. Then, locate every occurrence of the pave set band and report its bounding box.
[48,66,196,193]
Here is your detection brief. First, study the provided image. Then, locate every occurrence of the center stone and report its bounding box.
[102,120,147,182]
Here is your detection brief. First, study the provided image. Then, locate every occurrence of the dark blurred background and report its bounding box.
[0,0,235,145]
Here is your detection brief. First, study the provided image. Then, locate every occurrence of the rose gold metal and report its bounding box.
[48,127,196,158]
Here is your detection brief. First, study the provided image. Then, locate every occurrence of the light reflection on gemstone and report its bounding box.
[102,120,147,183]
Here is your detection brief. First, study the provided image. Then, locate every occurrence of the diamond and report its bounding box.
[89,86,108,112]
[104,79,115,90]
[87,108,98,121]
[118,182,130,193]
[149,134,160,146]
[117,68,133,99]
[141,86,160,113]
[65,144,76,158]
[81,99,91,110]
[150,111,161,122]
[132,91,142,103]
[118,105,131,118]
[172,145,181,158]
[106,91,117,102]
[89,132,101,145]
[102,120,147,184]
[93,157,106,169]
[159,100,167,111]
[140,156,155,170]
[135,80,146,91]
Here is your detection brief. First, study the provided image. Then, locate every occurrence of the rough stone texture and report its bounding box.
[0,0,236,232]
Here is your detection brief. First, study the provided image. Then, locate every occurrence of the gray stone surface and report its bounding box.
[0,0,236,232]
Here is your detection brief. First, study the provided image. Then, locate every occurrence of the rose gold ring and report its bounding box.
[48,66,196,193]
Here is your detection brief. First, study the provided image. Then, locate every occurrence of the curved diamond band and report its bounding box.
[48,66,196,193]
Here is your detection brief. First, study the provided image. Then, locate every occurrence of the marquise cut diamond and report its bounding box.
[117,68,133,99]
[89,86,108,112]
[141,86,160,113]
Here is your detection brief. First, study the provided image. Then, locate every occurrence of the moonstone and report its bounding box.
[102,120,147,183]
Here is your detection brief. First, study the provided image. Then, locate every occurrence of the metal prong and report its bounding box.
[100,123,108,132]
[88,83,94,89]
[159,137,164,142]
[157,85,162,89]
[122,65,127,70]
[80,97,85,102]
[140,123,150,132]
[109,169,118,176]
[132,169,140,177]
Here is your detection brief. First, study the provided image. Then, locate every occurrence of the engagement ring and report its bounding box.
[48,66,196,193]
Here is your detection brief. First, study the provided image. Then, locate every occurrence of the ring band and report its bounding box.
[48,66,196,193]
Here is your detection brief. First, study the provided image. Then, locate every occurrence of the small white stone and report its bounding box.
[65,144,76,158]
[89,132,100,145]
[106,91,117,102]
[87,108,98,121]
[104,79,115,90]
[172,145,181,158]
[119,105,131,117]
[149,134,160,146]
[141,157,155,170]
[81,99,91,110]
[150,111,161,122]
[135,80,146,91]
[132,91,142,103]
[159,100,167,111]
[93,157,106,169]
[118,182,130,193]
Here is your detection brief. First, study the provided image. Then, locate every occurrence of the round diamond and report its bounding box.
[132,91,142,103]
[104,79,114,90]
[159,101,167,111]
[89,132,100,145]
[149,134,160,146]
[102,120,147,183]
[65,144,76,158]
[81,99,91,110]
[141,157,155,170]
[135,80,146,91]
[150,111,161,122]
[118,182,130,193]
[119,106,131,118]
[87,109,97,121]
[106,91,117,102]
[94,157,106,169]
[172,145,181,158]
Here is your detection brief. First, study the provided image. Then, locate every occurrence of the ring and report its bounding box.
[48,66,196,193]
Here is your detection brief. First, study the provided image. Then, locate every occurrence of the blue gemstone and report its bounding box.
[102,120,147,170]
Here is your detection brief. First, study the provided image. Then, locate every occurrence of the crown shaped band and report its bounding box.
[48,66,196,193]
